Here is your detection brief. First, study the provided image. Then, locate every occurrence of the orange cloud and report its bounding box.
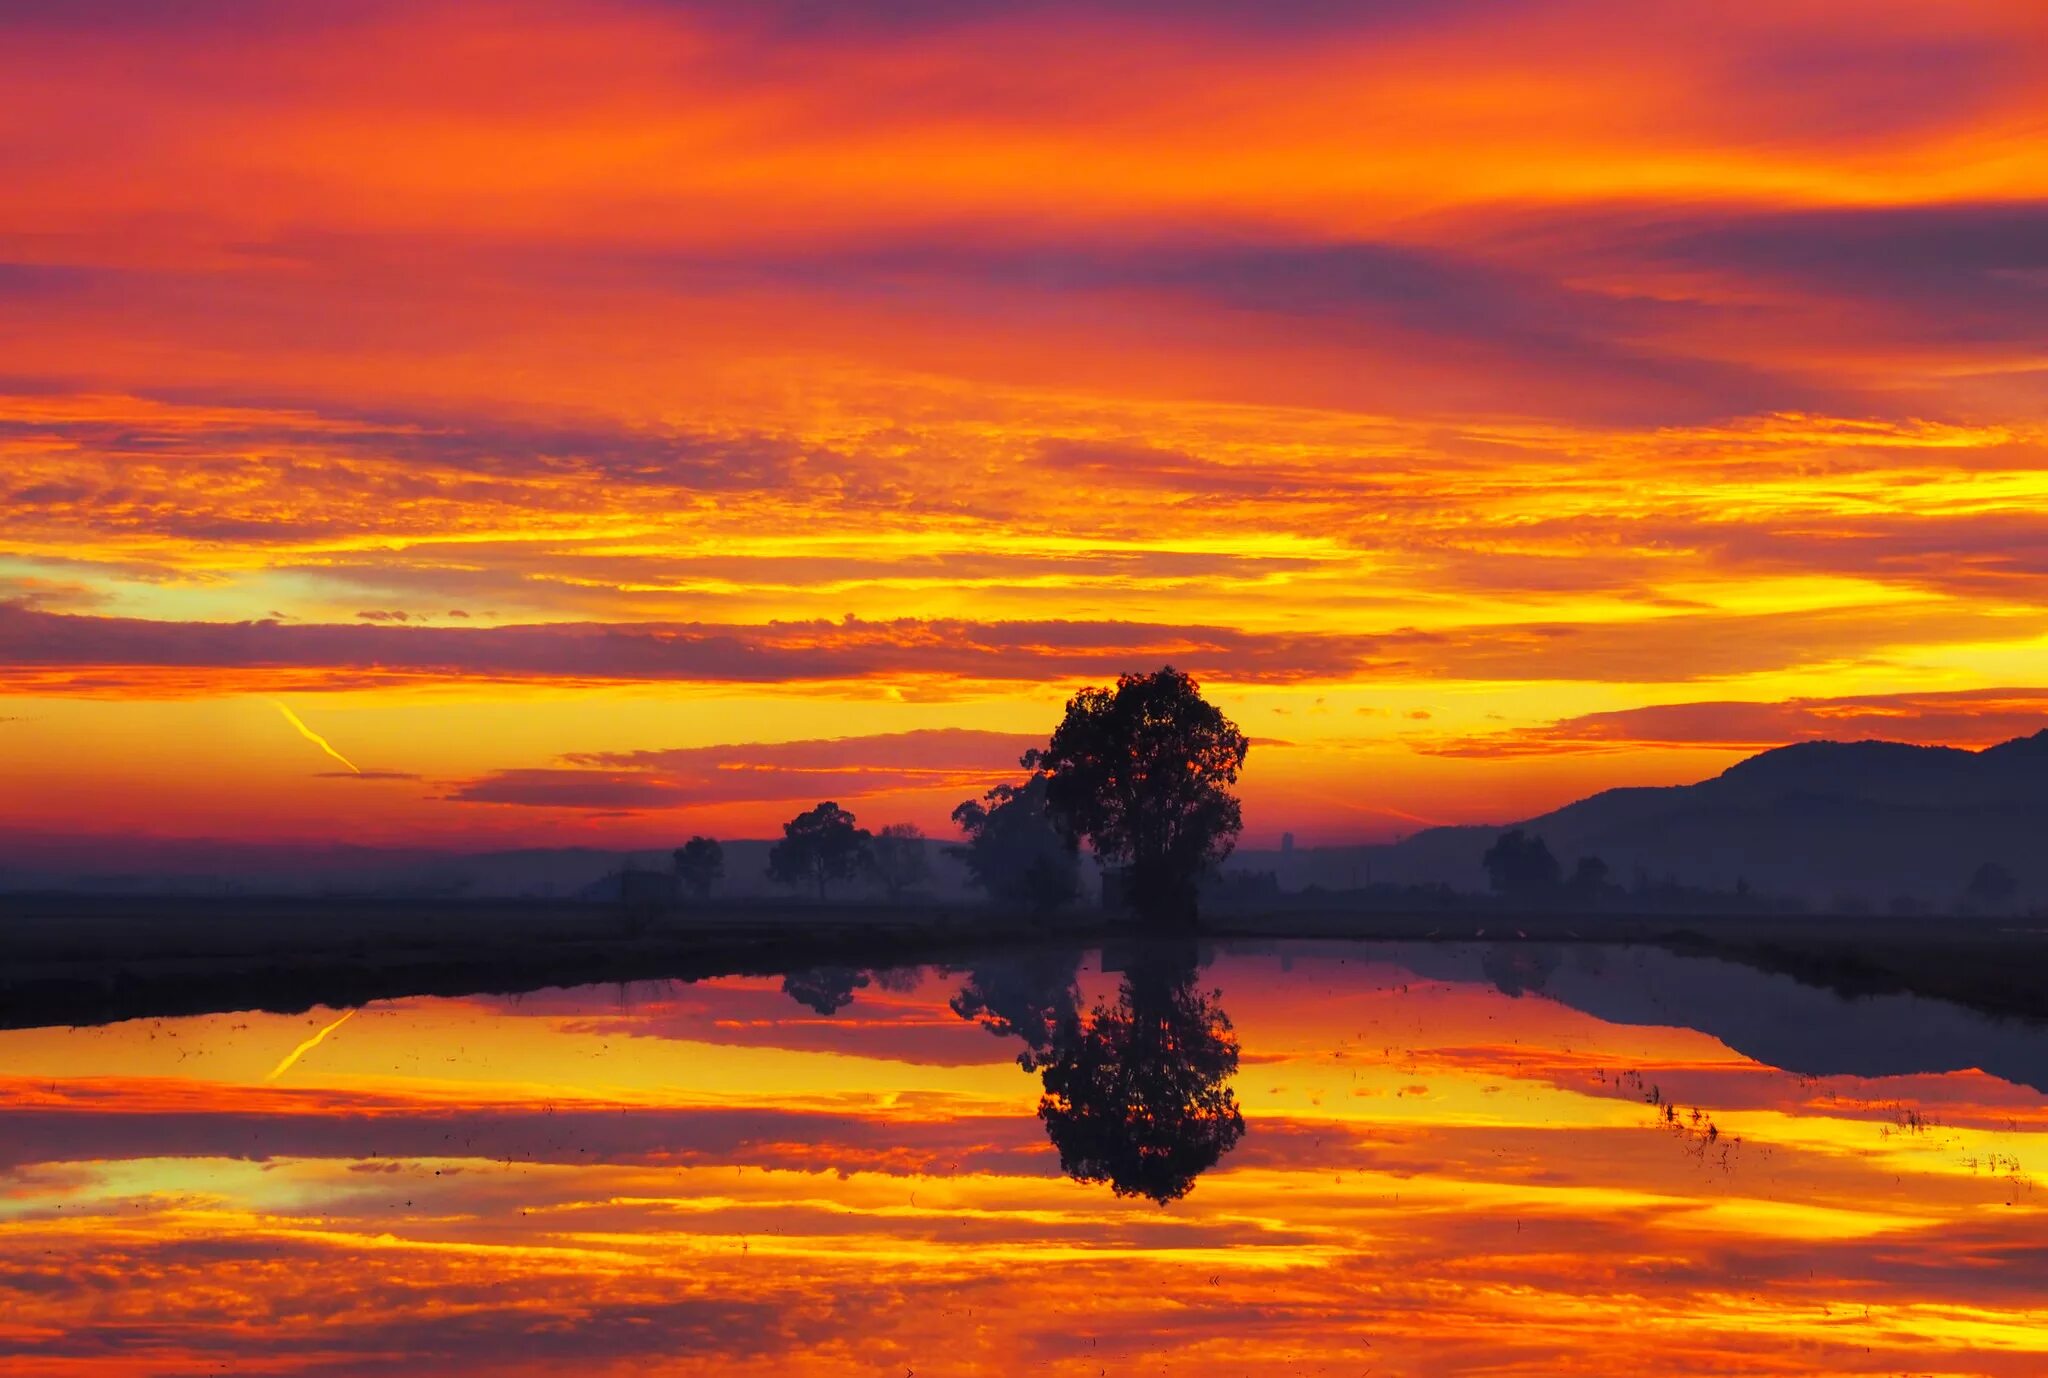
[3,0,2048,840]
[1423,688,2048,756]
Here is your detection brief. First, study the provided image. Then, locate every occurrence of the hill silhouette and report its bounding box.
[1346,730,2048,909]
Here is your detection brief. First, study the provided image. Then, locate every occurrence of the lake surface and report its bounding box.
[1,940,2043,1375]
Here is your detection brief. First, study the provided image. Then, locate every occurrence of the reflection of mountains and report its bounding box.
[781,938,2048,1203]
[1392,942,2048,1095]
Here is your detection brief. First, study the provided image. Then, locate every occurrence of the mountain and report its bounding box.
[1341,730,2048,908]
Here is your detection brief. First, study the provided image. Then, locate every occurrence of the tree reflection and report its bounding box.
[954,948,1244,1204]
[950,950,1083,1059]
[781,966,870,1015]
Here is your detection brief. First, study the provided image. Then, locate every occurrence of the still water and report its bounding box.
[1,941,2043,1375]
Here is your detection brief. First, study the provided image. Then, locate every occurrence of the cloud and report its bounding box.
[449,727,1043,811]
[2,0,2047,848]
[0,603,1399,692]
[1635,201,2048,347]
[1420,688,2048,757]
[0,575,107,613]
[9,599,2046,701]
[606,235,1839,424]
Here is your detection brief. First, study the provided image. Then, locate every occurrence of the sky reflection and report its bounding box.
[0,942,2042,1375]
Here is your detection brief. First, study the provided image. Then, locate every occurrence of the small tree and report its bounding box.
[867,823,932,900]
[1039,667,1249,927]
[1567,854,1610,903]
[1481,829,1560,899]
[952,756,1081,914]
[1964,861,2018,913]
[671,836,724,901]
[782,966,870,1015]
[767,801,872,901]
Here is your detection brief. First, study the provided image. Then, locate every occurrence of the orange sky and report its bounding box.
[0,944,2043,1374]
[3,0,2048,846]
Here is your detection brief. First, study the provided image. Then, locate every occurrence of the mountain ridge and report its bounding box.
[1349,728,2048,906]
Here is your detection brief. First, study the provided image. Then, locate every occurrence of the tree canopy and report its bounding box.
[671,835,724,901]
[767,801,873,900]
[781,966,870,1015]
[1482,829,1561,899]
[951,754,1081,914]
[1038,667,1248,925]
[950,949,1084,1060]
[866,822,932,900]
[1033,959,1246,1203]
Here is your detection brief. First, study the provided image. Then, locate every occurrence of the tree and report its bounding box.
[766,801,872,900]
[1964,861,2018,913]
[1567,854,1611,903]
[949,950,1084,1060]
[782,966,869,1015]
[1482,829,1560,899]
[1038,667,1249,926]
[1032,957,1245,1204]
[867,823,932,900]
[951,756,1081,914]
[671,836,724,901]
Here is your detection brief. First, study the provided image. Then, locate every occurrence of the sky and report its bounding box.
[3,0,2048,849]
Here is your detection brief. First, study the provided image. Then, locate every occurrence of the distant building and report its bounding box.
[1280,832,1295,856]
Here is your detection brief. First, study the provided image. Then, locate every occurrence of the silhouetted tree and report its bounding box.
[782,966,870,1015]
[951,757,1081,914]
[1039,668,1249,927]
[671,836,724,901]
[767,801,873,900]
[1567,854,1610,903]
[1964,861,2018,913]
[1033,956,1245,1203]
[1482,829,1561,899]
[867,823,931,900]
[950,950,1084,1059]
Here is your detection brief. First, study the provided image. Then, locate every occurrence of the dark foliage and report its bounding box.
[1964,860,2018,911]
[951,759,1081,914]
[1032,959,1246,1203]
[866,823,932,900]
[1039,667,1248,926]
[671,836,724,901]
[949,950,1084,1058]
[766,801,873,900]
[782,966,870,1015]
[1482,828,1562,898]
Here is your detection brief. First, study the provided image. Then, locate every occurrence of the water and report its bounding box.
[1,941,2043,1375]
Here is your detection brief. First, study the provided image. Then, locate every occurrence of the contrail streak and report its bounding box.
[265,1008,358,1082]
[273,701,360,774]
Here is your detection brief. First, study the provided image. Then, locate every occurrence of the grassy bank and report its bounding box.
[2,892,2045,1029]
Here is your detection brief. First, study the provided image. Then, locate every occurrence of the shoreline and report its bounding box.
[3,891,2045,1030]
